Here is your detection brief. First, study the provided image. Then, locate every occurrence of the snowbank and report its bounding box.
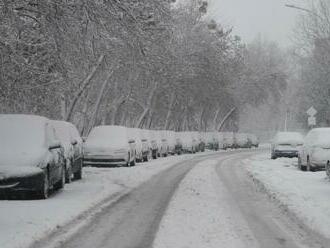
[153,159,255,248]
[0,154,195,248]
[244,153,330,238]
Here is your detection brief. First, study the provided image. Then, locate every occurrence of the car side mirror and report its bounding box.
[49,141,61,150]
[71,139,78,146]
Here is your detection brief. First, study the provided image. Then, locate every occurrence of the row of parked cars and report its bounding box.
[0,114,259,200]
[270,129,330,177]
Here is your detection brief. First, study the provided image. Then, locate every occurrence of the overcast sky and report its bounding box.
[208,0,302,47]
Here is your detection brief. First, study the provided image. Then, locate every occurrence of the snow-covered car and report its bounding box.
[234,133,250,148]
[166,130,177,155]
[140,129,152,162]
[299,128,330,172]
[248,134,259,148]
[174,135,183,155]
[83,126,136,167]
[128,128,144,163]
[179,132,196,153]
[198,132,206,152]
[156,131,168,157]
[148,130,159,159]
[271,131,304,159]
[52,120,83,183]
[223,132,234,149]
[0,115,66,199]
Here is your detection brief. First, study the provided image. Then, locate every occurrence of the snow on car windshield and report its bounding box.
[309,128,330,148]
[87,126,128,145]
[0,115,45,151]
[275,132,304,145]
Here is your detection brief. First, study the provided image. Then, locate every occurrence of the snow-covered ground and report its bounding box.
[0,154,201,248]
[244,153,330,239]
[153,159,256,248]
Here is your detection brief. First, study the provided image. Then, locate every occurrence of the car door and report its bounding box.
[46,123,63,185]
[70,126,83,169]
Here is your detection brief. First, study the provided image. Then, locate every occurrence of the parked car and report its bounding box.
[223,132,234,149]
[234,133,250,148]
[128,128,144,163]
[198,132,206,152]
[180,132,196,153]
[0,115,65,199]
[160,130,170,157]
[271,131,304,159]
[166,131,177,155]
[140,129,152,162]
[174,134,183,155]
[148,130,159,159]
[156,131,168,157]
[299,128,330,171]
[52,120,83,183]
[83,126,136,167]
[248,134,259,148]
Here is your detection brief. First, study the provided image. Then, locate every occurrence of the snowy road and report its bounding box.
[31,150,329,248]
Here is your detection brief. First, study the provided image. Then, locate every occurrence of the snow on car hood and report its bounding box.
[0,148,46,168]
[0,166,43,180]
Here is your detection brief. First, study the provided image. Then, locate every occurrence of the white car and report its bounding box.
[271,132,304,159]
[83,126,136,167]
[234,133,250,148]
[180,132,196,153]
[0,115,65,199]
[223,132,234,149]
[128,128,144,163]
[299,128,330,171]
[52,120,83,183]
[165,130,177,155]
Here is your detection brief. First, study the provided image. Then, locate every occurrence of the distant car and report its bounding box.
[166,131,177,155]
[271,132,304,159]
[299,128,330,172]
[128,128,144,163]
[234,133,250,148]
[148,130,159,159]
[140,129,152,162]
[83,126,136,167]
[180,132,196,153]
[0,115,65,199]
[223,132,234,149]
[174,136,183,155]
[248,134,259,148]
[52,120,83,183]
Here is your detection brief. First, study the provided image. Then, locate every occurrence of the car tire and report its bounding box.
[54,165,65,190]
[65,159,72,184]
[326,161,330,179]
[37,171,49,199]
[130,159,136,167]
[307,157,313,172]
[74,162,83,180]
[271,153,277,160]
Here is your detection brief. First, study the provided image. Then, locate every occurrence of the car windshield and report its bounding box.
[310,129,330,148]
[0,116,45,152]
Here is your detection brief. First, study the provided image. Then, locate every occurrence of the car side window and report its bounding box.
[45,123,59,145]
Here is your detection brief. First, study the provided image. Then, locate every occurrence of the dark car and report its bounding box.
[52,120,83,183]
[271,132,304,159]
[0,115,65,199]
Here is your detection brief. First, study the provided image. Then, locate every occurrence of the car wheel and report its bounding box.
[37,171,49,199]
[54,165,65,190]
[130,158,136,167]
[74,162,83,180]
[307,157,313,172]
[65,159,72,184]
[271,153,277,160]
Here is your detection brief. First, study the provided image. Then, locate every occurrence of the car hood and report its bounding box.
[0,166,43,180]
[0,148,47,168]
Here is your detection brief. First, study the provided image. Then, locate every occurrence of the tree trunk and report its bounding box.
[135,82,159,128]
[164,92,176,130]
[87,70,113,133]
[65,54,105,121]
[217,107,236,132]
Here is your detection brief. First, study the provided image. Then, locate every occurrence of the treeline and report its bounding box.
[0,0,287,135]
